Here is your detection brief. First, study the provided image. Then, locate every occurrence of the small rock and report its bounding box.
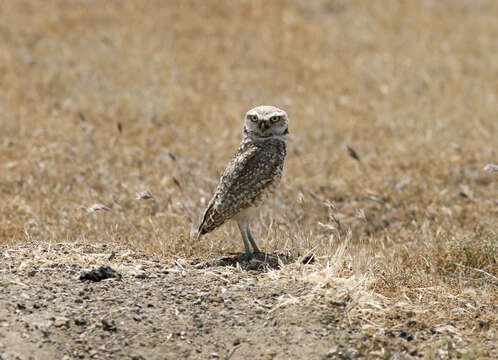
[54,316,70,328]
[101,319,117,332]
[330,300,347,307]
[399,330,414,341]
[479,321,490,330]
[134,271,148,279]
[324,347,338,358]
[74,318,87,326]
[80,266,122,282]
[40,326,51,337]
[194,321,203,329]
[338,348,358,359]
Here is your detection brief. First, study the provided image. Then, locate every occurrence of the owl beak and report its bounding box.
[259,121,270,131]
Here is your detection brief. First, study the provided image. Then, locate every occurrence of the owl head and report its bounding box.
[244,105,289,139]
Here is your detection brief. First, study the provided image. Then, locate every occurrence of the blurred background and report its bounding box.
[0,0,496,268]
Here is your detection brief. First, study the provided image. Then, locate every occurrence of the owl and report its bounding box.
[198,105,289,255]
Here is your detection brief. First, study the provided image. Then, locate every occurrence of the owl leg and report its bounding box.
[246,224,261,253]
[237,221,252,255]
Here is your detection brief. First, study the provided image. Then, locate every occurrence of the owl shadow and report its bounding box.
[209,252,293,272]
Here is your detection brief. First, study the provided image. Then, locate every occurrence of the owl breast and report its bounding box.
[198,137,286,235]
[231,137,286,208]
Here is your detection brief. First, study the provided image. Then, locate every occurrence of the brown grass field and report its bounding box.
[0,0,497,359]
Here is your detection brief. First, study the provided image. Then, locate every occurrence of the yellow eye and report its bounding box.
[249,115,258,122]
[270,116,281,123]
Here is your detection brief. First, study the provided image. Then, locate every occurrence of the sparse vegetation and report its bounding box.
[1,0,497,358]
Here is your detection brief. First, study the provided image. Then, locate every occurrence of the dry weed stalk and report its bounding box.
[87,204,112,213]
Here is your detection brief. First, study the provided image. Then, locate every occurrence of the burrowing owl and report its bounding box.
[198,105,289,255]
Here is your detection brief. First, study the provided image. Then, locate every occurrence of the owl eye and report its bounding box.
[270,116,281,123]
[249,115,258,122]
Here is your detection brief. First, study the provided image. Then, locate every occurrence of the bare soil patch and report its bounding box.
[2,242,496,359]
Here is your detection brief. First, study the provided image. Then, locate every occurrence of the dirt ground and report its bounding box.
[1,241,468,360]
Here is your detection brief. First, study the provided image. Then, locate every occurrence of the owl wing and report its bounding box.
[198,144,281,236]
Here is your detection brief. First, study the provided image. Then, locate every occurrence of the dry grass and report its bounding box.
[1,0,497,357]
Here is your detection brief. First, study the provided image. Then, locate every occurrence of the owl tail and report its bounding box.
[196,218,210,241]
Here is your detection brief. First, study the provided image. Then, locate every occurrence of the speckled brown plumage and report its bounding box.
[199,137,286,235]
